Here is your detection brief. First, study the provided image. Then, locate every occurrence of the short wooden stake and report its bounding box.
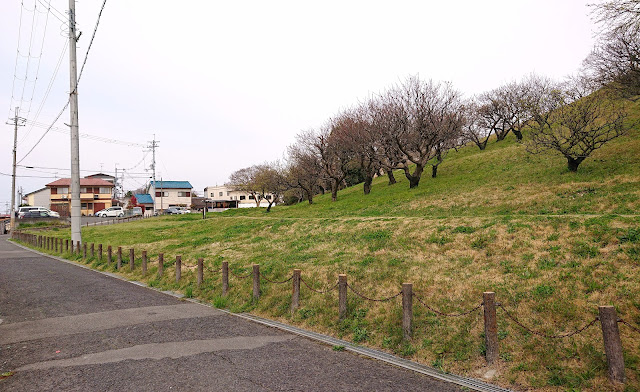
[175,255,182,282]
[83,243,87,260]
[98,244,103,261]
[291,269,301,315]
[197,258,203,288]
[339,274,347,320]
[65,239,69,252]
[402,283,413,340]
[76,241,80,255]
[54,238,58,252]
[599,306,625,384]
[129,248,135,271]
[158,253,164,277]
[90,243,95,258]
[117,246,122,269]
[222,261,229,296]
[252,264,260,300]
[107,245,112,264]
[70,240,74,254]
[483,292,499,364]
[141,251,147,275]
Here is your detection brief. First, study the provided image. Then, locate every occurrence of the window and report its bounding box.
[58,187,68,194]
[219,191,223,197]
[249,195,255,200]
[51,188,57,195]
[177,191,191,197]
[266,195,271,200]
[227,191,230,196]
[240,195,246,200]
[210,193,214,197]
[81,203,87,209]
[156,191,168,197]
[99,187,111,194]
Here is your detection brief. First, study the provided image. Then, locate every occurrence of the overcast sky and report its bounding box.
[1,0,598,211]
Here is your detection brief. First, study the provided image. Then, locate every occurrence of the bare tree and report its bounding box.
[331,106,381,195]
[227,163,285,211]
[524,75,634,172]
[585,0,640,98]
[285,133,323,204]
[308,123,353,201]
[461,99,493,150]
[384,76,464,188]
[227,166,263,207]
[368,96,404,185]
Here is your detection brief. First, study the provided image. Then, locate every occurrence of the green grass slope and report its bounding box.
[26,101,640,392]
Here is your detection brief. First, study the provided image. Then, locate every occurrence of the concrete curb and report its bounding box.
[7,237,512,392]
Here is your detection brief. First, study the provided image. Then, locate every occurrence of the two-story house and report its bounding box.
[148,181,193,212]
[203,185,274,208]
[46,177,114,216]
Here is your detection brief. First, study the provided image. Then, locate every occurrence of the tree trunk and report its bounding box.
[512,129,523,141]
[331,180,338,202]
[567,157,585,172]
[363,176,373,195]
[386,169,396,185]
[304,189,313,204]
[477,139,487,150]
[404,164,423,189]
[266,201,274,212]
[432,165,438,178]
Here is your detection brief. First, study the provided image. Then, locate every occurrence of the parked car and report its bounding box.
[20,210,56,219]
[18,206,60,218]
[177,207,191,214]
[166,207,182,215]
[95,206,124,217]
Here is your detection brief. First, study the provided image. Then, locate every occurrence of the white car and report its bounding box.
[95,206,124,217]
[18,206,60,218]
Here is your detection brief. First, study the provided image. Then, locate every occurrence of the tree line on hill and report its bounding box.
[228,0,639,209]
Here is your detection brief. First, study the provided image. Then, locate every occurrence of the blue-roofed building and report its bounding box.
[133,193,154,216]
[148,180,193,213]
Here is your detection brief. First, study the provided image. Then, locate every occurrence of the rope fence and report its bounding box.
[10,230,640,386]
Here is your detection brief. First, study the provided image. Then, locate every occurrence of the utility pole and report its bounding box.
[114,165,118,199]
[68,0,82,244]
[147,135,159,213]
[7,107,25,234]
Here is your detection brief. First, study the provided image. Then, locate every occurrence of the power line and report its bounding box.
[17,164,150,175]
[7,1,26,116]
[24,120,145,147]
[17,0,109,163]
[22,0,53,119]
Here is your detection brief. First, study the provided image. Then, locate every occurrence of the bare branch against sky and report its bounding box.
[1,0,596,205]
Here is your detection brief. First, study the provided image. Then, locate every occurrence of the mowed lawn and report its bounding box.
[27,107,640,391]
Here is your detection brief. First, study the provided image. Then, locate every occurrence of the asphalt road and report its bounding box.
[0,236,463,392]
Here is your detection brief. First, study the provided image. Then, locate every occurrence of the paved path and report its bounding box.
[0,236,463,391]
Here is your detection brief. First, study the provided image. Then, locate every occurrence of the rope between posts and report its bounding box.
[262,274,294,284]
[497,304,600,339]
[229,269,252,279]
[413,295,483,317]
[619,319,640,334]
[300,277,338,294]
[346,283,402,302]
[205,266,222,274]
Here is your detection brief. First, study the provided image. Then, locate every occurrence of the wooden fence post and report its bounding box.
[339,274,347,320]
[76,241,80,256]
[70,240,74,254]
[483,292,499,364]
[158,253,164,277]
[599,306,625,384]
[197,258,203,288]
[65,239,69,252]
[403,283,413,340]
[291,269,301,315]
[90,243,95,258]
[252,264,260,300]
[117,247,122,269]
[222,261,229,296]
[175,255,182,282]
[129,248,135,271]
[83,243,87,260]
[54,238,58,252]
[98,244,103,261]
[108,246,113,264]
[141,251,147,275]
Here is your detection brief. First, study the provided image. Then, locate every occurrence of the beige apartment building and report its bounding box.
[203,185,274,208]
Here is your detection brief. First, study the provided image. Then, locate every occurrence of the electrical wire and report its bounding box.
[24,120,145,147]
[7,1,26,116]
[22,0,52,118]
[17,0,110,163]
[17,0,41,115]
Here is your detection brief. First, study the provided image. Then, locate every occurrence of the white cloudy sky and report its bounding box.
[1,0,598,211]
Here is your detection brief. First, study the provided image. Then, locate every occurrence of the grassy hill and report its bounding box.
[26,102,640,391]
